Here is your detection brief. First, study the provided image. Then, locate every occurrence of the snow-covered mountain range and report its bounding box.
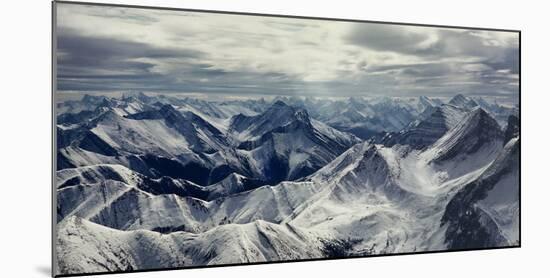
[55,92,520,275]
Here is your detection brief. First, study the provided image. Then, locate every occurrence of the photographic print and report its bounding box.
[53,1,520,276]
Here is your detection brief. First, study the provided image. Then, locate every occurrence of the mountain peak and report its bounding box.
[382,104,470,150]
[450,94,467,101]
[92,108,121,125]
[156,104,180,118]
[429,107,503,163]
[81,94,105,104]
[309,142,393,190]
[348,96,368,110]
[504,114,519,144]
[160,103,177,112]
[449,94,478,109]
[419,96,435,107]
[81,94,95,102]
[123,91,153,103]
[272,100,289,107]
[224,172,246,184]
[448,94,466,106]
[419,96,430,101]
[466,107,496,127]
[293,108,310,123]
[348,96,362,103]
[98,98,113,108]
[121,95,139,103]
[126,104,180,121]
[465,108,501,133]
[263,100,295,119]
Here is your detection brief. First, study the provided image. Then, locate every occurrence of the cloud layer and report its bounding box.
[55,3,519,99]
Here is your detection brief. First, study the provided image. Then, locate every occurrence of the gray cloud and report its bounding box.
[484,46,519,74]
[365,62,454,77]
[346,24,430,55]
[55,3,519,101]
[80,7,160,25]
[56,28,205,90]
[57,28,203,67]
[56,28,307,94]
[346,25,517,62]
[345,25,519,98]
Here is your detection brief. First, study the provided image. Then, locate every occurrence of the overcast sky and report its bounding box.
[56,3,519,99]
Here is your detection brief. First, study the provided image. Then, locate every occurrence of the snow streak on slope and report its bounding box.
[92,111,193,156]
[424,108,504,179]
[382,104,469,149]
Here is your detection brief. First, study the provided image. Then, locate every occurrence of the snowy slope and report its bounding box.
[56,216,324,276]
[55,94,519,275]
[426,108,503,166]
[57,142,518,274]
[441,137,519,248]
[230,101,359,182]
[448,94,479,109]
[382,104,469,149]
[230,100,299,141]
[92,110,194,156]
[58,98,358,186]
[316,97,423,139]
